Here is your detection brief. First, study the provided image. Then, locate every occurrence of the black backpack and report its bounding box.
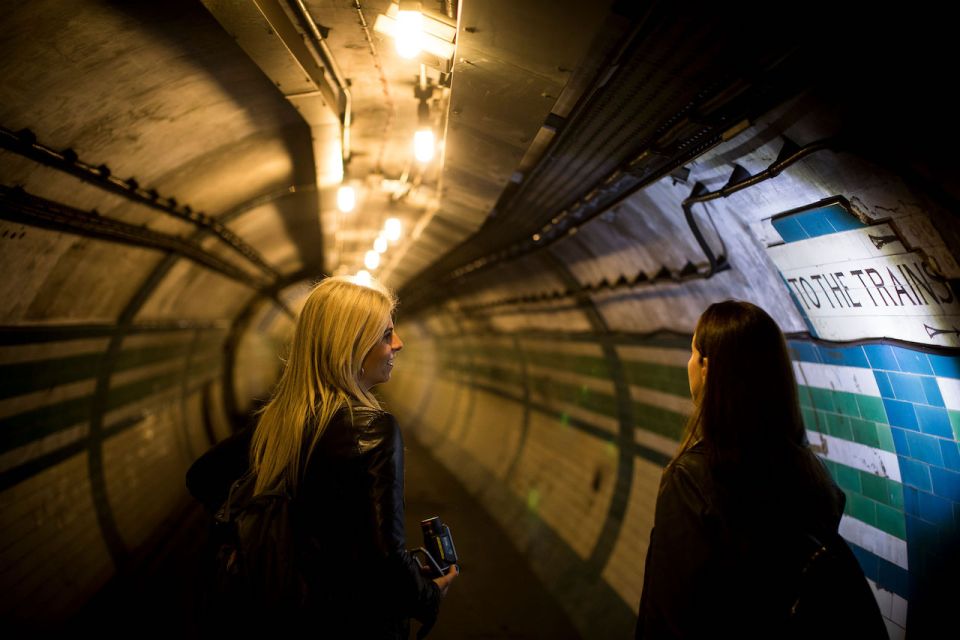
[787,532,889,639]
[209,470,306,614]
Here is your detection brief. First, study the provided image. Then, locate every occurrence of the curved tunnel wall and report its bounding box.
[0,0,311,627]
[1,3,959,639]
[382,94,960,639]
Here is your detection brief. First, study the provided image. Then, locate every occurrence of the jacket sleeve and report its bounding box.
[360,412,441,624]
[636,461,716,639]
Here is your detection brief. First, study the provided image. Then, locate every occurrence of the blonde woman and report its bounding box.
[188,275,457,638]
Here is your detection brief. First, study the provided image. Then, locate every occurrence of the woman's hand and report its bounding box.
[433,564,459,597]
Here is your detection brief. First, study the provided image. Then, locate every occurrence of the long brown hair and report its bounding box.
[675,301,831,494]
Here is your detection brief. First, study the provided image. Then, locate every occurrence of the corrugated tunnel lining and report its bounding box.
[399,6,821,313]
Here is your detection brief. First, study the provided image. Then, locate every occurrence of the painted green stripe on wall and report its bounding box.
[620,360,689,397]
[875,502,907,539]
[844,491,877,527]
[0,341,221,400]
[0,369,189,454]
[633,401,686,440]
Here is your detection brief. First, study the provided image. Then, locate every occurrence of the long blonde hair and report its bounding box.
[250,275,397,494]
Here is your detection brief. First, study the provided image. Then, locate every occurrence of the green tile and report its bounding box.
[834,390,861,417]
[850,418,880,448]
[826,413,854,441]
[861,472,888,504]
[950,410,960,440]
[810,387,836,412]
[821,458,838,478]
[875,503,907,539]
[798,385,814,409]
[887,479,905,510]
[857,395,888,423]
[844,491,877,526]
[835,463,862,493]
[801,407,818,431]
[876,424,896,453]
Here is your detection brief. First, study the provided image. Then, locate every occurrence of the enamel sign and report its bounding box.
[764,201,960,346]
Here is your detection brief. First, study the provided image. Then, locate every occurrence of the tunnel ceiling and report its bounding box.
[2,1,953,324]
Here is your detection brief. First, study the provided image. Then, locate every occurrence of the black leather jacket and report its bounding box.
[635,442,845,639]
[299,406,440,639]
[187,406,440,639]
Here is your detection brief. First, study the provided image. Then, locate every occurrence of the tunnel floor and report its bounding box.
[72,430,582,639]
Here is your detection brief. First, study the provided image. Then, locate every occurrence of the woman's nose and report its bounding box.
[392,332,404,351]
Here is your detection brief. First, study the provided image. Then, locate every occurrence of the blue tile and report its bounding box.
[921,376,945,407]
[795,210,836,238]
[900,458,932,491]
[883,399,919,430]
[788,340,819,364]
[918,490,953,523]
[888,372,927,404]
[892,348,934,375]
[904,485,920,516]
[906,513,939,546]
[877,556,911,598]
[772,216,808,243]
[825,205,867,231]
[940,440,960,472]
[875,372,895,399]
[864,344,900,371]
[904,431,944,466]
[930,466,960,501]
[891,427,911,454]
[930,354,960,379]
[836,346,869,368]
[915,405,954,438]
[847,541,879,581]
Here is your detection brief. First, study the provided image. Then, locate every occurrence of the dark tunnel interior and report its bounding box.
[2,1,959,638]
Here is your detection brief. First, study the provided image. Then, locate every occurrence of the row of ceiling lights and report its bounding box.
[338,1,450,283]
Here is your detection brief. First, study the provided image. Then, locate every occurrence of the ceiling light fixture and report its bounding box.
[413,128,435,163]
[394,2,423,59]
[374,235,388,253]
[364,250,381,270]
[385,217,402,242]
[372,2,456,72]
[336,184,356,213]
[355,270,372,287]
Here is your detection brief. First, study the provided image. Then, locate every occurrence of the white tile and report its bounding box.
[884,618,906,640]
[866,578,893,618]
[937,376,960,411]
[891,593,908,627]
[796,361,881,397]
[629,384,693,416]
[808,430,901,482]
[617,345,689,368]
[839,515,909,569]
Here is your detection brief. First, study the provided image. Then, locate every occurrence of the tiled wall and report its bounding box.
[389,325,960,640]
[791,338,960,635]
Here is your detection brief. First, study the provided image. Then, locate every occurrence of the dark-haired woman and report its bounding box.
[634,300,884,638]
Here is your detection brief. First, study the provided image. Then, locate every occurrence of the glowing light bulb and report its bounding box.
[374,235,388,253]
[385,218,402,242]
[355,270,372,287]
[395,10,423,59]
[413,128,434,163]
[364,250,381,270]
[337,185,356,213]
